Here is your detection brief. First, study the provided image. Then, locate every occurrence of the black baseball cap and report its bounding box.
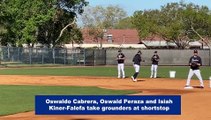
[154,51,157,53]
[118,49,122,52]
[138,50,142,54]
[194,49,198,53]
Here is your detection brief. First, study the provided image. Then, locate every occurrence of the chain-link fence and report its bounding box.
[2,47,208,66]
[0,47,106,66]
[106,49,210,66]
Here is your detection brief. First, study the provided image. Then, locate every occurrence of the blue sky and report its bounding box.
[86,0,211,16]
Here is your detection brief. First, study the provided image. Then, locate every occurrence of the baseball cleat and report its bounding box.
[184,85,193,89]
[131,76,137,82]
[131,76,134,80]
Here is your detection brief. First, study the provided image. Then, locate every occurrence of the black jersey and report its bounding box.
[117,53,125,63]
[151,55,159,65]
[132,54,142,65]
[189,55,202,70]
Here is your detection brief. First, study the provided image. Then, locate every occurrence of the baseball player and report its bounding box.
[185,50,204,88]
[131,50,142,82]
[150,51,160,78]
[117,49,125,78]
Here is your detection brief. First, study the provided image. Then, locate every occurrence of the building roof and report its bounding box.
[80,28,206,49]
[64,43,146,48]
[82,29,141,44]
[142,40,176,47]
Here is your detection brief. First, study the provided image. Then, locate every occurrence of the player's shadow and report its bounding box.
[136,79,145,82]
[192,85,204,89]
[71,118,90,120]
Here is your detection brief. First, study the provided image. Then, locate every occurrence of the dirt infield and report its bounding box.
[0,75,211,120]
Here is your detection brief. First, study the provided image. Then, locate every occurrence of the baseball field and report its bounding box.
[0,66,211,120]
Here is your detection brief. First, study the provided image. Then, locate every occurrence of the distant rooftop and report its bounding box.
[82,29,141,44]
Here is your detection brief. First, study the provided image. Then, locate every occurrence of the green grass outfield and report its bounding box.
[0,85,136,116]
[0,66,210,79]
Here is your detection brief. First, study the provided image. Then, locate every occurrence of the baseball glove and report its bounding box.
[191,62,198,67]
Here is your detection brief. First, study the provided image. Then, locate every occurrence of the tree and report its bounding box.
[81,5,127,29]
[132,1,211,49]
[181,4,211,47]
[132,10,160,40]
[0,0,6,41]
[114,17,136,29]
[0,0,88,47]
[65,25,83,45]
[81,5,127,48]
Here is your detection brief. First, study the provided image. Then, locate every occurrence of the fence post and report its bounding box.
[104,49,106,65]
[64,48,66,65]
[29,48,32,64]
[42,48,44,64]
[92,49,94,66]
[18,47,20,62]
[7,47,10,59]
[53,48,55,64]
[209,47,211,66]
[83,49,86,66]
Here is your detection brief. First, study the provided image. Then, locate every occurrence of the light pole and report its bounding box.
[120,34,126,48]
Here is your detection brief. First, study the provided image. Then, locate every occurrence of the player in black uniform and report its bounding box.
[131,50,142,82]
[185,50,204,88]
[117,49,125,78]
[150,51,160,78]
